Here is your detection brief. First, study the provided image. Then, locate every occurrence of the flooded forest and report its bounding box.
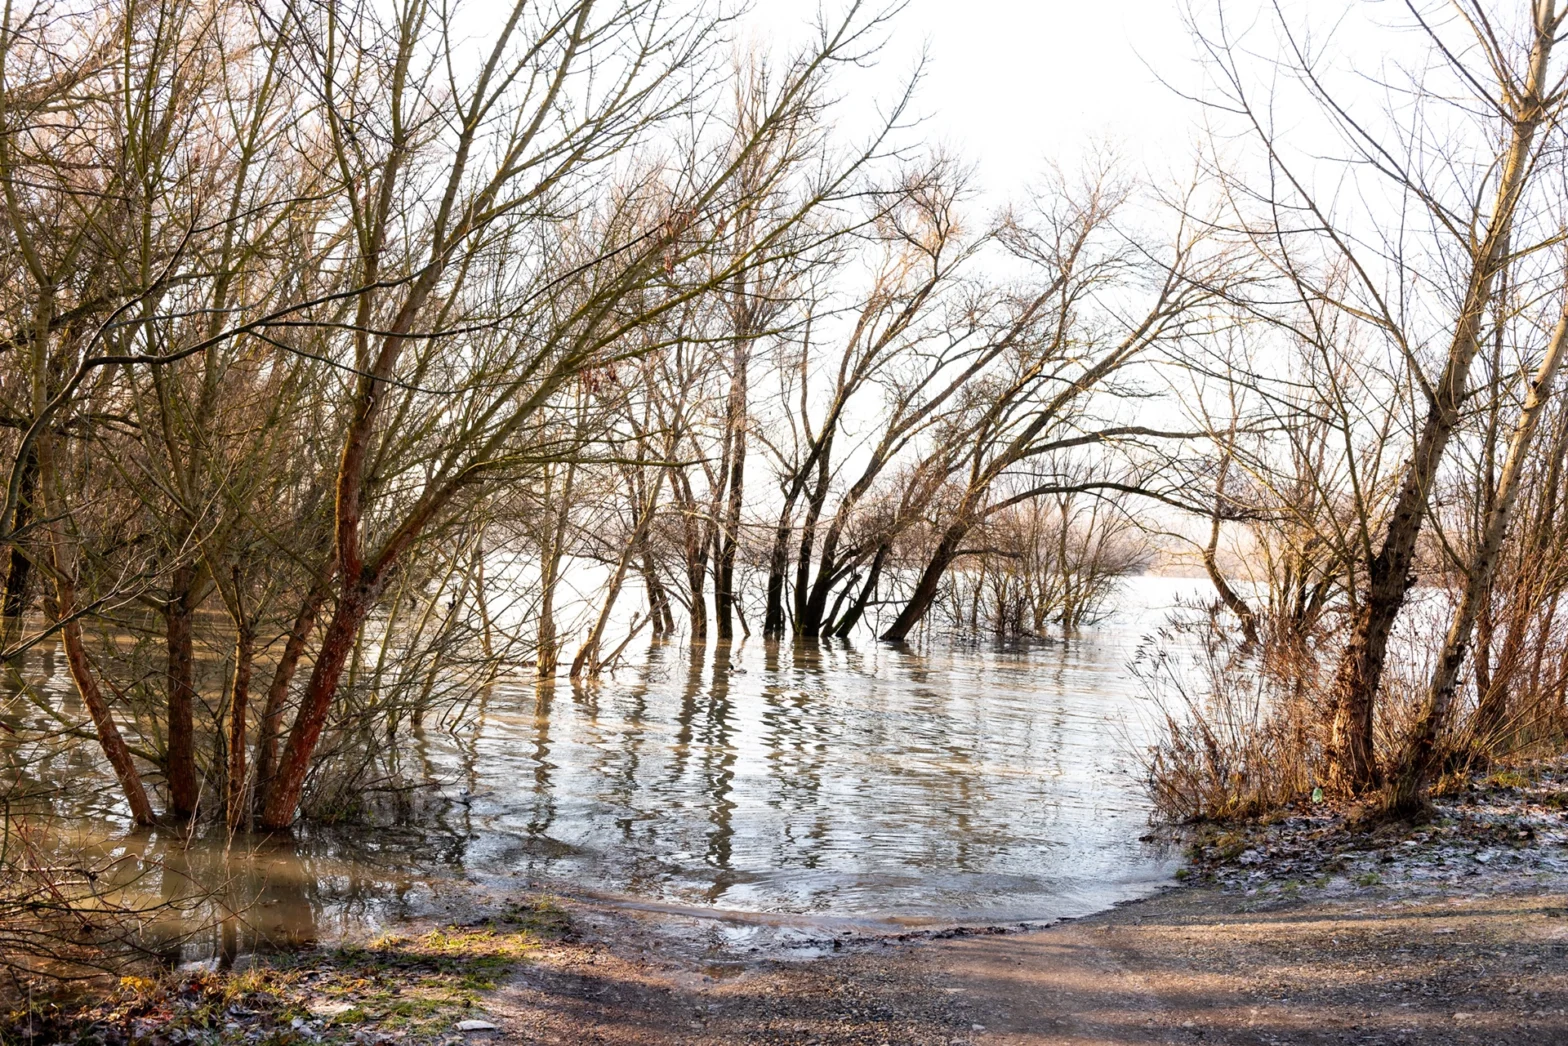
[8,1,1568,1042]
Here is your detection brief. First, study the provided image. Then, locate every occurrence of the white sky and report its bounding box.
[742,0,1198,205]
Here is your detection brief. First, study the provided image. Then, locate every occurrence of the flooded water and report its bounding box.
[2,578,1199,960]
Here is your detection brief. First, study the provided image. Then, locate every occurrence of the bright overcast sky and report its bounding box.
[743,0,1197,205]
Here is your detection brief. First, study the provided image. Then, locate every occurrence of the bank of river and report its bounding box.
[18,763,1568,1045]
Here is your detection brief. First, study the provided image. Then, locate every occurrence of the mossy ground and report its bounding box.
[1,899,571,1046]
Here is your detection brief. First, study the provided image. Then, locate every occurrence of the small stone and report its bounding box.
[455,1020,498,1032]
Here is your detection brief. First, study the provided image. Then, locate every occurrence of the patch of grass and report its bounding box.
[1354,872,1382,887]
[1484,769,1530,791]
[1,899,573,1046]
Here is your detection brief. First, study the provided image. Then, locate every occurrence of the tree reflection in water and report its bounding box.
[7,579,1195,964]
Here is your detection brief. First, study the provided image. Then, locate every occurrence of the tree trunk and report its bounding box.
[1325,12,1556,794]
[831,542,887,638]
[29,291,154,826]
[59,599,157,826]
[715,342,748,641]
[763,505,795,637]
[2,445,36,639]
[259,586,373,829]
[1387,298,1568,812]
[572,472,663,678]
[537,461,576,676]
[641,548,674,635]
[164,563,201,818]
[684,494,710,642]
[881,523,967,642]
[255,574,331,803]
[1204,434,1258,648]
[226,625,254,830]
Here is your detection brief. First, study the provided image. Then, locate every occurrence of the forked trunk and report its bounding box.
[255,576,330,801]
[1386,298,1568,813]
[1325,8,1558,794]
[830,542,887,638]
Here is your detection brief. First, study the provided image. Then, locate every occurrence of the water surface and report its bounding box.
[3,578,1196,959]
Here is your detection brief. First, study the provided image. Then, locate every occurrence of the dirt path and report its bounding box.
[470,761,1568,1044]
[937,886,1568,1045]
[476,883,1568,1045]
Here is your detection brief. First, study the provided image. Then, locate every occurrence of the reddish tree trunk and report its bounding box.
[259,586,372,829]
[60,608,155,826]
[255,577,330,801]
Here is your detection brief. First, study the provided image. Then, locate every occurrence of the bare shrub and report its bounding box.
[1137,615,1322,823]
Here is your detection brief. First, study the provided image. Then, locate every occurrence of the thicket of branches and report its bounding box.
[4,0,1567,953]
[1151,0,1568,821]
[0,0,1219,855]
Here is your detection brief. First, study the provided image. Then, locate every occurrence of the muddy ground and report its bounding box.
[478,879,1568,1045]
[17,765,1568,1045]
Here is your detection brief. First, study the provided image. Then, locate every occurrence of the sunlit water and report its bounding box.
[3,577,1202,960]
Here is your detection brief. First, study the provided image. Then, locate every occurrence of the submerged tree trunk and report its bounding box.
[573,471,664,678]
[831,542,887,638]
[164,563,201,819]
[763,505,795,637]
[260,584,375,829]
[791,452,832,635]
[715,340,748,641]
[881,522,967,642]
[2,446,36,643]
[537,461,576,677]
[255,570,332,806]
[226,625,254,830]
[641,548,675,636]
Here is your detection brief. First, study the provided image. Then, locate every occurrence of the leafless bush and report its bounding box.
[1137,613,1324,823]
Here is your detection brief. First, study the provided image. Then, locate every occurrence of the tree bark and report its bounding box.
[255,572,331,803]
[1325,12,1558,794]
[537,461,576,676]
[226,625,254,830]
[1204,435,1259,648]
[1387,296,1568,812]
[881,522,967,642]
[714,340,748,640]
[259,584,374,829]
[60,614,157,826]
[2,445,36,633]
[791,451,832,634]
[763,506,795,637]
[831,542,887,638]
[164,563,201,818]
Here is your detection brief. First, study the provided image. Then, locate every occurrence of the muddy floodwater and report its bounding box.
[3,579,1197,962]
